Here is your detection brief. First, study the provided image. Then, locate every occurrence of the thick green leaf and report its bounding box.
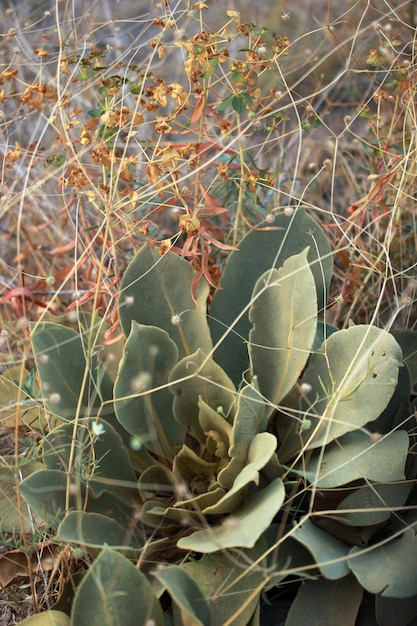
[203,433,277,514]
[348,528,417,598]
[249,248,317,411]
[0,366,43,428]
[56,511,139,550]
[20,468,134,528]
[247,603,260,626]
[369,360,412,434]
[179,542,268,626]
[31,322,109,420]
[375,593,417,626]
[43,418,136,498]
[312,320,339,351]
[217,380,268,489]
[138,464,176,501]
[210,209,332,385]
[118,244,212,358]
[0,459,44,533]
[114,322,184,458]
[140,500,179,530]
[299,430,409,488]
[285,575,363,626]
[146,502,202,527]
[154,565,212,626]
[391,329,417,392]
[19,469,71,526]
[169,350,236,440]
[336,481,412,526]
[174,486,226,512]
[198,398,233,461]
[291,518,350,580]
[19,612,70,626]
[177,478,285,552]
[77,489,135,527]
[172,445,219,494]
[281,325,402,456]
[70,546,164,626]
[262,529,318,586]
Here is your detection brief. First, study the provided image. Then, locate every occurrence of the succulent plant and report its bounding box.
[12,208,417,625]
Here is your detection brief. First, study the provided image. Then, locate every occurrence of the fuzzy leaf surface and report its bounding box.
[19,469,70,526]
[348,528,417,598]
[43,418,136,498]
[291,517,350,580]
[20,469,134,528]
[297,325,402,451]
[336,481,412,526]
[169,350,236,440]
[119,244,212,358]
[285,576,363,626]
[0,460,44,533]
[210,209,332,385]
[114,322,184,458]
[179,542,268,626]
[203,432,277,514]
[299,430,409,488]
[217,379,267,489]
[249,248,317,410]
[70,546,164,625]
[154,565,212,626]
[19,612,70,626]
[177,478,284,552]
[31,322,105,420]
[56,511,140,550]
[138,464,176,501]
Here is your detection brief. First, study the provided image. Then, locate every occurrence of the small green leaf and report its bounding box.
[138,465,175,501]
[43,418,136,498]
[174,486,226,512]
[30,322,110,420]
[172,445,218,492]
[231,94,246,115]
[20,468,134,528]
[87,107,104,117]
[198,398,233,460]
[0,459,44,533]
[215,94,234,112]
[19,469,70,526]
